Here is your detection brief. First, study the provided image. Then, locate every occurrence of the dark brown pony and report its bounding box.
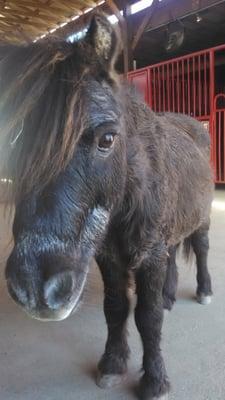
[0,14,213,400]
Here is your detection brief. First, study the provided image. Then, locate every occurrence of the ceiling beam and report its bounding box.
[106,0,133,73]
[132,0,159,50]
[105,0,124,24]
[122,3,132,74]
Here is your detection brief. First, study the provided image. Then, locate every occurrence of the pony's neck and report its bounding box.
[118,88,162,230]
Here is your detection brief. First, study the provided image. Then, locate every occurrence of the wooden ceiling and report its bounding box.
[0,0,104,43]
[1,0,224,69]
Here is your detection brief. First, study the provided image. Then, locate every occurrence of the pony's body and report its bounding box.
[116,99,213,249]
[0,14,213,400]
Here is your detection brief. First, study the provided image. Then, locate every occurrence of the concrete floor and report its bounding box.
[0,189,224,400]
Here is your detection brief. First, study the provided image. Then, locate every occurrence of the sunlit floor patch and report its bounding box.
[212,199,225,211]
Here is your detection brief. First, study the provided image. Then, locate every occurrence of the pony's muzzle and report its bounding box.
[6,262,78,321]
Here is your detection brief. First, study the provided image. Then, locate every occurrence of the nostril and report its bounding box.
[44,271,75,310]
[7,279,29,308]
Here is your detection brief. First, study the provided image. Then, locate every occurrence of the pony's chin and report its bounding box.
[27,306,73,322]
[24,298,80,322]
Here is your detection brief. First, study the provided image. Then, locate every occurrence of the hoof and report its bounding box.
[163,295,175,312]
[164,309,170,317]
[139,392,169,400]
[96,372,126,389]
[138,376,170,400]
[196,294,212,305]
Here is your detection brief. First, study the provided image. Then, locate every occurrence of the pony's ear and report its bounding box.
[86,13,120,68]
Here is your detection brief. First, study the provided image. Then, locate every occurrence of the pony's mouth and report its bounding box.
[28,292,84,322]
[27,295,81,322]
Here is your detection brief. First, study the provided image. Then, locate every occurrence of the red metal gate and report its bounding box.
[127,44,225,184]
[149,51,211,119]
[213,94,225,183]
[128,68,149,103]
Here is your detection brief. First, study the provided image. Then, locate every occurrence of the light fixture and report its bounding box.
[196,14,202,23]
[84,7,93,14]
[59,22,67,28]
[71,15,79,21]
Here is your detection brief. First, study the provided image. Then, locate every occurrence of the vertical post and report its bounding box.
[182,59,185,113]
[204,53,207,117]
[198,55,201,117]
[193,56,196,117]
[167,64,170,111]
[209,49,215,175]
[172,62,175,112]
[187,58,191,115]
[122,3,133,75]
[209,50,215,117]
[158,66,161,112]
[148,68,153,109]
[223,109,225,183]
[177,61,180,114]
[106,0,132,76]
[153,67,156,111]
[162,65,165,112]
[218,107,221,182]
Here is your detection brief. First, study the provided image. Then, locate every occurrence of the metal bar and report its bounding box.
[158,66,161,112]
[209,50,215,171]
[224,110,225,182]
[177,61,180,113]
[218,110,221,181]
[204,53,207,116]
[130,48,213,75]
[153,68,156,111]
[215,112,218,182]
[198,55,202,117]
[172,62,175,112]
[167,64,170,111]
[187,58,191,115]
[193,57,196,117]
[162,65,166,111]
[148,68,153,109]
[182,59,185,113]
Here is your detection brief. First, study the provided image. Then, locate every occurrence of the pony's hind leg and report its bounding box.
[191,224,213,305]
[163,245,178,311]
[96,255,130,389]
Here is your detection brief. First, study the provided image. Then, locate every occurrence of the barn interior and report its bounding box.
[0,1,225,400]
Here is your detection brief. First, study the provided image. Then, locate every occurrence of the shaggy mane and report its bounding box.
[0,39,91,203]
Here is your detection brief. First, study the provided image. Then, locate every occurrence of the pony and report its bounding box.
[0,14,213,400]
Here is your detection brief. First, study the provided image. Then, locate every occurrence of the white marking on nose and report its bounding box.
[16,233,67,258]
[82,206,110,249]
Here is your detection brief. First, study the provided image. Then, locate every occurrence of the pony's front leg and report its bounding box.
[135,245,170,400]
[96,255,130,389]
[163,245,178,311]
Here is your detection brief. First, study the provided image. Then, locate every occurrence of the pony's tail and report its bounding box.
[183,237,195,264]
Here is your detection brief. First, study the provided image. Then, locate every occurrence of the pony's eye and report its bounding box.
[98,133,116,152]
